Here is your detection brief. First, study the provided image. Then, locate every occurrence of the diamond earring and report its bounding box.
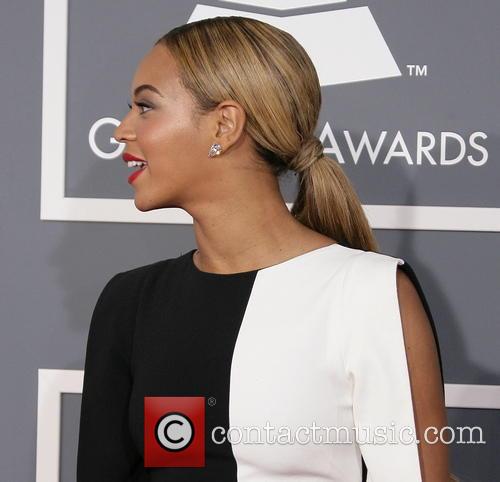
[208,143,222,157]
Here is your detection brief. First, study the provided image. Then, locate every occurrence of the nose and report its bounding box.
[113,117,136,144]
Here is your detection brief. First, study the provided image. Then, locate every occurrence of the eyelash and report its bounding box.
[127,101,152,115]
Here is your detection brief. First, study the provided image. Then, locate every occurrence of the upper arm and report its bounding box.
[341,252,451,482]
[77,272,143,482]
[396,266,451,481]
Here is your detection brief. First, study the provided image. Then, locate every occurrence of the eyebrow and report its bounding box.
[132,84,164,98]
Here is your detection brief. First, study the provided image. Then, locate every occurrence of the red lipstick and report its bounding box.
[122,152,148,184]
[122,152,146,164]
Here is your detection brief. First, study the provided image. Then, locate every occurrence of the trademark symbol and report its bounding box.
[406,64,428,76]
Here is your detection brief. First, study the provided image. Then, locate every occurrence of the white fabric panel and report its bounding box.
[229,243,421,481]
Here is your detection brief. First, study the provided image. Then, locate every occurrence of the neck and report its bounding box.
[187,183,314,273]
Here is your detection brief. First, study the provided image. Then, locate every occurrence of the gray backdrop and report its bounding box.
[1,1,498,481]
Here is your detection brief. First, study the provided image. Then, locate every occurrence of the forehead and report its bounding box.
[130,45,180,98]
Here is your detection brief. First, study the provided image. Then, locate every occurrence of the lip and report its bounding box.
[122,152,147,164]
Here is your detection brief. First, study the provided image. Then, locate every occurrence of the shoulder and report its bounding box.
[339,249,439,355]
[349,252,433,340]
[339,247,405,296]
[87,259,173,355]
[99,258,173,299]
[344,251,431,339]
[112,258,171,286]
[91,258,172,327]
[338,248,414,348]
[338,249,412,369]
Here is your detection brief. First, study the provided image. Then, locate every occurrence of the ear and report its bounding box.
[212,100,246,151]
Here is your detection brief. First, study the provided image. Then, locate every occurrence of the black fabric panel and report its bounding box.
[128,252,258,481]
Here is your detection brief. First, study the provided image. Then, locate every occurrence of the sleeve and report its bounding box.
[76,272,143,482]
[341,252,435,482]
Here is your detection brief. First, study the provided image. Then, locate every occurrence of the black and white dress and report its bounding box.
[77,242,444,482]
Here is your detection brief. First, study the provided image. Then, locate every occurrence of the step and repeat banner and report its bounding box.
[1,1,498,481]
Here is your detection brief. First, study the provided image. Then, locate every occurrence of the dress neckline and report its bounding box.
[186,242,340,278]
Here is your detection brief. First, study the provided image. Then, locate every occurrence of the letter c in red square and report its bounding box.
[144,396,205,467]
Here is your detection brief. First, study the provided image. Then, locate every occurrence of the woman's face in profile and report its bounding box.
[114,44,214,211]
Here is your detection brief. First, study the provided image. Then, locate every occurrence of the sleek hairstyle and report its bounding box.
[155,16,379,252]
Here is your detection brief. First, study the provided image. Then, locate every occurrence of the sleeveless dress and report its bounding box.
[76,242,444,482]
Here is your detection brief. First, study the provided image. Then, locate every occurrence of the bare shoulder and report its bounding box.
[395,266,438,357]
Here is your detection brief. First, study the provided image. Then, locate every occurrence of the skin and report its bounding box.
[114,43,452,479]
[396,268,454,481]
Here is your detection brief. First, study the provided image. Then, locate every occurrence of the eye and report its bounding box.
[127,101,152,115]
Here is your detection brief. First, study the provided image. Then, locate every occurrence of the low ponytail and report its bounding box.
[290,136,379,252]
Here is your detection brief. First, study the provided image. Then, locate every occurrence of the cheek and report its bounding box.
[137,119,188,157]
[136,117,179,151]
[136,117,204,172]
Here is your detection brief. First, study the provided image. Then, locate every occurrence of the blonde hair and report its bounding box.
[155,16,379,252]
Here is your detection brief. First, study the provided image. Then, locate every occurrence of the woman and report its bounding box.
[77,16,455,482]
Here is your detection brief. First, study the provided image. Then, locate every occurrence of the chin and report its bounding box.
[133,198,157,212]
[133,196,178,212]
